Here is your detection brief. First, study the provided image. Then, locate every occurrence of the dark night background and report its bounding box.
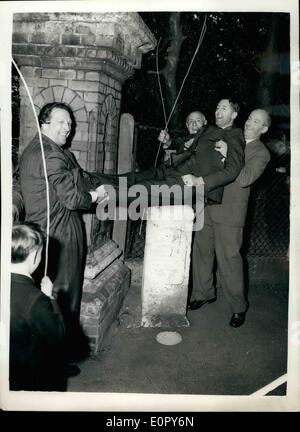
[121,12,290,140]
[119,11,291,263]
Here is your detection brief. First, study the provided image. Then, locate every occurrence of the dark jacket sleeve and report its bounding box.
[46,151,93,210]
[168,136,187,153]
[202,128,245,193]
[13,178,25,222]
[30,295,65,344]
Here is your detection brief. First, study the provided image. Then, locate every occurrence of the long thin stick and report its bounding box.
[12,59,50,277]
[154,14,208,167]
[154,37,167,168]
[165,14,207,131]
[139,207,146,236]
[156,37,168,129]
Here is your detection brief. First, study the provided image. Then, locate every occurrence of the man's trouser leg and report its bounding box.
[214,222,248,313]
[191,207,216,301]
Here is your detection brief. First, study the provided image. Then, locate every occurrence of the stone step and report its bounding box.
[83,259,124,295]
[80,260,131,353]
[84,239,122,280]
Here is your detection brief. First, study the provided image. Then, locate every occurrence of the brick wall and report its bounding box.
[12,14,146,168]
[13,12,156,171]
[18,68,121,173]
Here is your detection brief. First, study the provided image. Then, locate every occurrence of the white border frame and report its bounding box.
[0,0,299,412]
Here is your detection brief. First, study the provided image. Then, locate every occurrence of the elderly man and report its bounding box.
[19,102,107,372]
[159,110,207,162]
[189,108,271,328]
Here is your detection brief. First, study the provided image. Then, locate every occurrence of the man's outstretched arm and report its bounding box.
[182,128,245,192]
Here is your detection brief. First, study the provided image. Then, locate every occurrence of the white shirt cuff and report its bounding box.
[89,191,98,203]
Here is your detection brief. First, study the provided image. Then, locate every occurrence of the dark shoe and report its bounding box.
[66,364,81,378]
[188,297,216,310]
[230,312,246,328]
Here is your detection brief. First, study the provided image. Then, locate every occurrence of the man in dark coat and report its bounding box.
[12,146,24,222]
[10,223,66,391]
[189,107,271,328]
[19,102,107,368]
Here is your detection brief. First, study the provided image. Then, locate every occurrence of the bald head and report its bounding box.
[186,111,207,134]
[244,109,271,141]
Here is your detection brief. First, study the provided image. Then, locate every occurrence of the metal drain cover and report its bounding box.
[156,331,182,346]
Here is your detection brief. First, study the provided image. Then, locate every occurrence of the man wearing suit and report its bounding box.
[105,103,245,207]
[189,108,271,328]
[10,223,66,391]
[19,102,108,375]
[159,110,207,163]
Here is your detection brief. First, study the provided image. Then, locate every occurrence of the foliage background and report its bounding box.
[121,12,290,138]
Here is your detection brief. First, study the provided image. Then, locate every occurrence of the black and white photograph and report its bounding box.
[0,0,299,413]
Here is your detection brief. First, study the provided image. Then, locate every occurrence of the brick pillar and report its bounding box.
[12,12,156,170]
[12,12,156,249]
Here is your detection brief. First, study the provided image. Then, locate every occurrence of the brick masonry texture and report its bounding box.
[80,259,131,352]
[69,80,100,92]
